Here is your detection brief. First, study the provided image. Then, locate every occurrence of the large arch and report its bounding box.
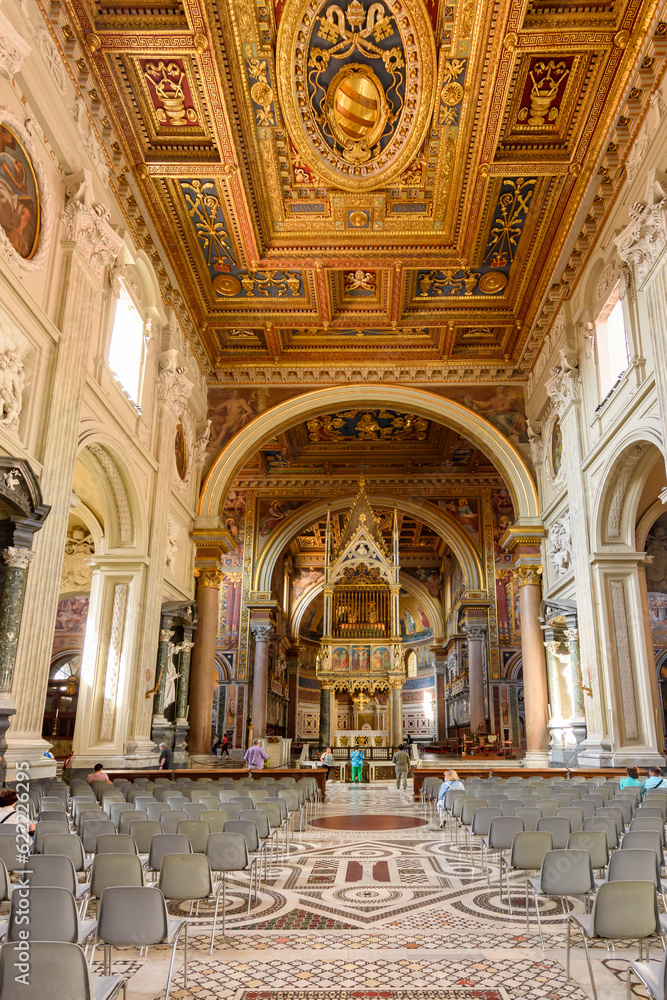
[200,385,539,522]
[256,494,485,593]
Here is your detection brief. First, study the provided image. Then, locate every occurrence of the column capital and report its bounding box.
[61,170,124,282]
[194,568,223,589]
[545,353,581,416]
[462,622,487,641]
[615,168,667,290]
[250,622,275,643]
[157,350,194,420]
[514,564,543,588]
[159,628,174,643]
[2,547,34,570]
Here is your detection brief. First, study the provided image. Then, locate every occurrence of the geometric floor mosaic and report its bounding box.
[107,781,651,998]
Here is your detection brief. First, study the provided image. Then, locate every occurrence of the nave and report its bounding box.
[82,781,645,1000]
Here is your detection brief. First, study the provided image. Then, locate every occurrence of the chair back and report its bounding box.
[509,831,553,870]
[133,796,157,811]
[621,830,665,864]
[34,821,70,854]
[485,795,506,808]
[607,848,660,888]
[0,940,96,999]
[22,854,77,894]
[176,820,211,853]
[499,799,523,816]
[205,831,250,873]
[580,794,604,810]
[97,885,169,947]
[80,819,115,854]
[630,817,664,838]
[160,809,189,834]
[90,852,144,899]
[592,880,660,940]
[256,801,282,829]
[538,800,560,817]
[108,801,135,827]
[223,819,260,853]
[469,807,502,836]
[635,806,665,819]
[566,830,609,870]
[7,886,80,943]
[183,802,207,821]
[0,837,26,874]
[95,833,138,855]
[512,808,541,832]
[129,820,163,853]
[147,832,192,872]
[159,852,213,900]
[39,798,66,812]
[119,810,148,835]
[583,816,619,851]
[461,799,485,826]
[554,807,584,833]
[537,817,571,849]
[240,808,271,839]
[519,795,539,808]
[487,816,524,849]
[551,793,574,808]
[231,796,255,811]
[539,849,593,896]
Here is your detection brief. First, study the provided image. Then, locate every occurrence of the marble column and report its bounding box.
[463,623,487,735]
[515,566,550,766]
[319,683,332,748]
[390,684,403,746]
[286,659,299,739]
[188,569,222,754]
[0,547,34,693]
[434,660,447,741]
[7,176,123,776]
[152,629,174,721]
[250,623,273,739]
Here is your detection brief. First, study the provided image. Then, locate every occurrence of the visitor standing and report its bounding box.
[392,744,410,790]
[220,733,231,757]
[319,747,335,780]
[158,742,172,770]
[350,747,364,783]
[211,734,221,756]
[244,738,268,771]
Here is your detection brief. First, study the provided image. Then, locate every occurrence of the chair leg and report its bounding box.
[210,893,220,954]
[566,917,571,980]
[581,933,598,1000]
[534,890,545,950]
[525,879,530,932]
[626,966,634,1000]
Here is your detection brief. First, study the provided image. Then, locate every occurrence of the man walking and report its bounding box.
[220,733,231,758]
[244,738,268,771]
[392,744,410,790]
[350,746,364,783]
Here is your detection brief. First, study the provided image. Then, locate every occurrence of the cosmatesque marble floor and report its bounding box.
[89,782,655,999]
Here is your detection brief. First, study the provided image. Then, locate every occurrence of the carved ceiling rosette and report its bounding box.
[277,0,436,192]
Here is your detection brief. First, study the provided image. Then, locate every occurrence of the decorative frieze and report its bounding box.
[60,526,94,592]
[548,510,572,578]
[0,11,30,81]
[606,443,651,540]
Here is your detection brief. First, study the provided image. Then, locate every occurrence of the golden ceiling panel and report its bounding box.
[62,0,664,373]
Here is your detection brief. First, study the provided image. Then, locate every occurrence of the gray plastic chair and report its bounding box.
[513,808,542,832]
[630,817,667,844]
[146,833,192,880]
[33,819,69,853]
[95,834,138,856]
[635,806,665,820]
[199,811,229,834]
[6,885,96,950]
[567,830,609,872]
[466,807,502,865]
[538,800,560,817]
[485,794,507,807]
[92,885,186,999]
[626,945,667,1000]
[108,802,135,828]
[605,848,664,906]
[483,816,524,897]
[0,835,27,874]
[537,817,571,849]
[519,795,539,808]
[129,820,163,855]
[567,880,660,1000]
[161,809,189,834]
[0,940,125,1000]
[239,808,275,878]
[132,796,157,812]
[622,830,665,865]
[146,801,166,823]
[81,819,116,854]
[583,816,620,851]
[205,831,258,927]
[498,799,523,816]
[230,796,254,810]
[183,802,207,821]
[501,831,553,925]
[119,810,148,836]
[159,853,221,953]
[555,807,584,833]
[20,854,89,913]
[176,820,211,853]
[529,849,594,948]
[89,853,144,913]
[38,809,70,825]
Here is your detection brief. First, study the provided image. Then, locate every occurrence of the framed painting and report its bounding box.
[550,416,563,479]
[0,122,40,260]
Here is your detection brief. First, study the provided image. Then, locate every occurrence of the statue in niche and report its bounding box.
[163,645,181,711]
[165,519,178,574]
[0,335,27,435]
[61,526,94,592]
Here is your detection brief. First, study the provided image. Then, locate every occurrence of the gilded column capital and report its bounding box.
[61,170,124,282]
[2,547,34,570]
[545,353,581,416]
[157,349,194,420]
[194,567,223,589]
[462,622,487,641]
[159,628,174,643]
[514,564,543,588]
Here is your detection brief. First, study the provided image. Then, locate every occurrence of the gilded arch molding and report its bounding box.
[200,385,540,522]
[255,494,484,594]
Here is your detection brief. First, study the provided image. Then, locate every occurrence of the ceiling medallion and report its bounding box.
[277,0,436,192]
[213,274,242,296]
[478,272,507,295]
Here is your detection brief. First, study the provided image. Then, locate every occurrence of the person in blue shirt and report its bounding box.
[437,769,465,827]
[643,766,667,792]
[350,747,364,783]
[619,766,643,789]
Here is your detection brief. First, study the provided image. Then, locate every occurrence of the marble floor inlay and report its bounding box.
[92,781,654,999]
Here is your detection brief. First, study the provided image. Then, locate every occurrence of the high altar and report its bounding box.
[316,482,406,747]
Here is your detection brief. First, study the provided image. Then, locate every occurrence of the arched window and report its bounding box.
[406,650,418,677]
[596,287,629,400]
[108,281,146,406]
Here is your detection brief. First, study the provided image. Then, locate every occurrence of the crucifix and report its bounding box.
[355,692,369,711]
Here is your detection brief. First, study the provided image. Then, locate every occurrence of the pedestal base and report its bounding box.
[522,750,550,768]
[610,747,667,768]
[173,723,189,764]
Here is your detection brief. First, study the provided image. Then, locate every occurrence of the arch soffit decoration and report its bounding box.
[200,385,539,522]
[637,497,667,552]
[257,495,484,594]
[290,570,445,639]
[594,433,664,548]
[76,434,143,550]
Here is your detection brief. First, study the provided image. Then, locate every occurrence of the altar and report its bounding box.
[334,730,388,747]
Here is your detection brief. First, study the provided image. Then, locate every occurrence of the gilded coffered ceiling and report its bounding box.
[59,0,667,377]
